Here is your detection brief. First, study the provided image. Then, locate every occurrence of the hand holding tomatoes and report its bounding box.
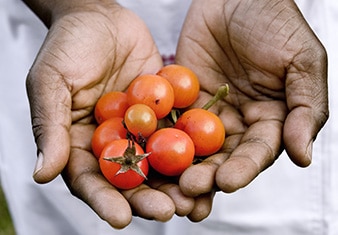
[27,0,328,227]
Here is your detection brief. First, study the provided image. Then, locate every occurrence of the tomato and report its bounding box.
[174,108,225,156]
[146,128,195,176]
[124,104,157,138]
[91,117,128,158]
[126,74,174,119]
[94,91,129,124]
[157,64,200,108]
[99,139,149,190]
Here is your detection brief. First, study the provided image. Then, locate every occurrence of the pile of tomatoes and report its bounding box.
[91,64,227,190]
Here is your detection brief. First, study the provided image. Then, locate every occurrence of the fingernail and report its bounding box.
[305,140,313,165]
[33,151,44,176]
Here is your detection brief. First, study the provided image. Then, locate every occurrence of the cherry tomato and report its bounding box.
[174,108,225,156]
[91,117,128,158]
[157,64,200,108]
[124,104,157,138]
[99,139,149,190]
[94,91,129,124]
[146,128,195,176]
[126,74,174,119]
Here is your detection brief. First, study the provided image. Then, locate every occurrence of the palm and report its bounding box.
[45,9,162,122]
[176,0,328,194]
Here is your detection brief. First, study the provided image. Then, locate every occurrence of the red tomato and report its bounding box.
[126,74,174,119]
[124,104,157,138]
[99,139,149,190]
[94,91,129,124]
[157,64,200,108]
[91,117,128,158]
[174,108,225,156]
[146,128,195,176]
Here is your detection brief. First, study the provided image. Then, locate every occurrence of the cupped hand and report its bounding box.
[26,1,182,228]
[176,0,328,203]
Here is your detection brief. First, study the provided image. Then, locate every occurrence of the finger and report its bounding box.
[187,191,215,222]
[179,103,244,197]
[26,67,72,184]
[284,49,328,166]
[179,153,228,197]
[148,176,195,216]
[62,124,132,228]
[283,108,321,167]
[63,148,132,229]
[157,183,195,216]
[216,101,285,193]
[121,184,176,222]
[216,122,281,192]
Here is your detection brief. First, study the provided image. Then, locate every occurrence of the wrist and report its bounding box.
[23,0,118,28]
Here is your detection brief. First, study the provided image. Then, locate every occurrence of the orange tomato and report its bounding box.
[175,108,225,156]
[99,139,149,190]
[146,128,195,176]
[124,104,157,138]
[94,91,129,124]
[91,117,128,158]
[126,74,174,119]
[157,64,200,108]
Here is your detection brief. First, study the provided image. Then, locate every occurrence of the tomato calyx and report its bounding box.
[103,139,150,179]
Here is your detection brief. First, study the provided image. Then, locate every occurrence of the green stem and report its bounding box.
[170,109,179,124]
[202,84,229,110]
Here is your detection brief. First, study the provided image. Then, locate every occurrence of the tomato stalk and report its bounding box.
[169,84,229,123]
[103,139,150,179]
[170,109,180,124]
[202,84,229,110]
[122,119,147,149]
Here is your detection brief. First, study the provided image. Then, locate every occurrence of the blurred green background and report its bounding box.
[0,184,15,235]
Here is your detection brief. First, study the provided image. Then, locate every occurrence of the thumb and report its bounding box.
[283,46,328,167]
[26,65,71,184]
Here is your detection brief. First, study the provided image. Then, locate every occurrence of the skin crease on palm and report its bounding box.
[177,0,328,197]
[24,0,328,230]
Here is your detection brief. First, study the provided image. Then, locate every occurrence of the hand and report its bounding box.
[25,1,182,228]
[176,0,328,204]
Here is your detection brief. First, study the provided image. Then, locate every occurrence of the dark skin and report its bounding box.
[24,0,328,229]
[177,0,329,196]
